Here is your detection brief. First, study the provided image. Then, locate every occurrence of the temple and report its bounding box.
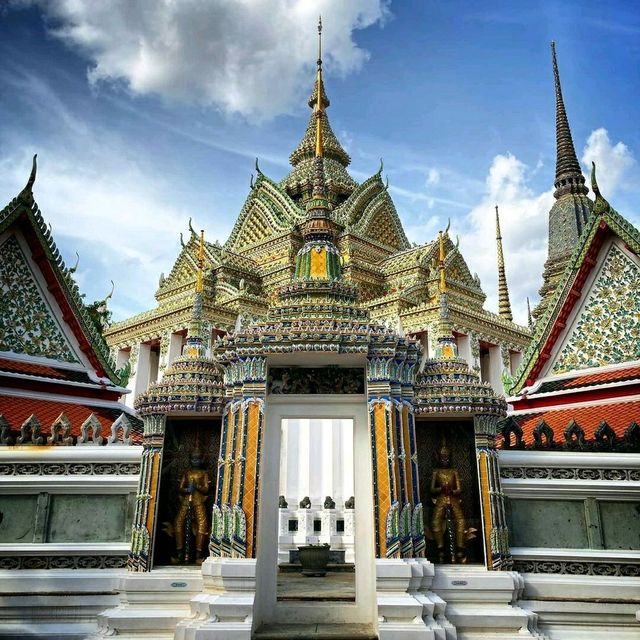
[0,25,638,640]
[104,26,530,404]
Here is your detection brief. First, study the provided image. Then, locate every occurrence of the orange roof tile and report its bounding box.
[0,395,142,444]
[0,358,93,383]
[510,399,640,446]
[537,365,640,393]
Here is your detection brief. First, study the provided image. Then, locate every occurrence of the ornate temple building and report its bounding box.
[103,35,531,405]
[0,23,638,640]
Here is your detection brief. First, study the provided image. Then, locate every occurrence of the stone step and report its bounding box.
[279,563,355,573]
[253,623,377,640]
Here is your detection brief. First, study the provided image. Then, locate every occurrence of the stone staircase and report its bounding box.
[253,623,377,639]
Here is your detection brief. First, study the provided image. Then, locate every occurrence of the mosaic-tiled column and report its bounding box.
[474,413,511,569]
[401,344,425,557]
[211,356,266,559]
[367,344,423,559]
[128,413,165,572]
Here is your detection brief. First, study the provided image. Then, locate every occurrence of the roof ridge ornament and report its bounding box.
[591,161,611,216]
[19,154,37,204]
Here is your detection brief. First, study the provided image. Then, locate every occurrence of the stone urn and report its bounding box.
[298,543,330,577]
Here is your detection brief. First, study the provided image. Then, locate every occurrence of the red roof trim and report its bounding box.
[19,219,108,378]
[525,225,608,387]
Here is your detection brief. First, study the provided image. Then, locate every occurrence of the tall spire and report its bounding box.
[533,42,593,322]
[281,17,356,205]
[551,42,587,199]
[495,205,513,322]
[314,17,325,158]
[526,296,533,329]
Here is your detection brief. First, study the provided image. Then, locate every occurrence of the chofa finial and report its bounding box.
[591,161,611,216]
[19,154,38,203]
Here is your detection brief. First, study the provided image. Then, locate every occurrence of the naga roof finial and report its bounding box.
[188,217,196,238]
[378,158,384,175]
[68,251,80,275]
[105,280,115,302]
[19,154,38,204]
[591,161,611,216]
[495,204,513,322]
[255,157,262,175]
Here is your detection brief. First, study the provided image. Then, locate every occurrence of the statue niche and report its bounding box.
[173,450,211,563]
[415,421,483,565]
[429,438,476,563]
[154,418,220,567]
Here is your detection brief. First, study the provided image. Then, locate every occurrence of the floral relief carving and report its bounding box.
[0,236,77,362]
[553,245,640,373]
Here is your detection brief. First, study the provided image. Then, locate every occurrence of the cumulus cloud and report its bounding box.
[458,153,553,326]
[581,127,636,195]
[17,0,389,120]
[0,144,193,322]
[457,127,638,326]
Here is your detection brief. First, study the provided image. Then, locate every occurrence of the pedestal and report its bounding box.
[91,567,203,639]
[174,557,256,640]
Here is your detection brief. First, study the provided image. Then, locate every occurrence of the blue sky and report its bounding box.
[1,0,638,326]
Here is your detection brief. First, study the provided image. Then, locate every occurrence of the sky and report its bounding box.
[1,0,639,326]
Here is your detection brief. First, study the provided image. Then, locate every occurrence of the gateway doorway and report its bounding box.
[253,395,376,632]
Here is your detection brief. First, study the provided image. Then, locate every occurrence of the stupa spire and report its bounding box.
[184,229,207,358]
[434,231,458,360]
[551,41,587,199]
[495,205,513,321]
[526,296,533,329]
[292,20,341,283]
[533,42,593,322]
[314,18,325,159]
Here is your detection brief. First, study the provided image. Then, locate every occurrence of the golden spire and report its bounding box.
[495,205,513,322]
[438,231,447,293]
[315,16,324,158]
[196,229,205,293]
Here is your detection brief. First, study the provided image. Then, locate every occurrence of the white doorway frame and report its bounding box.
[252,394,376,629]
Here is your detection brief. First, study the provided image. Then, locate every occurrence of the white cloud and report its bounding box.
[581,127,636,195]
[18,0,389,120]
[0,141,195,322]
[457,128,638,327]
[458,152,553,326]
[426,167,440,186]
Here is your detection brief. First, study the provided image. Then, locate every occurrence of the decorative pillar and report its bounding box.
[470,332,481,373]
[128,413,166,572]
[474,414,511,569]
[131,342,151,400]
[488,344,504,395]
[211,356,266,559]
[457,333,473,369]
[367,341,423,560]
